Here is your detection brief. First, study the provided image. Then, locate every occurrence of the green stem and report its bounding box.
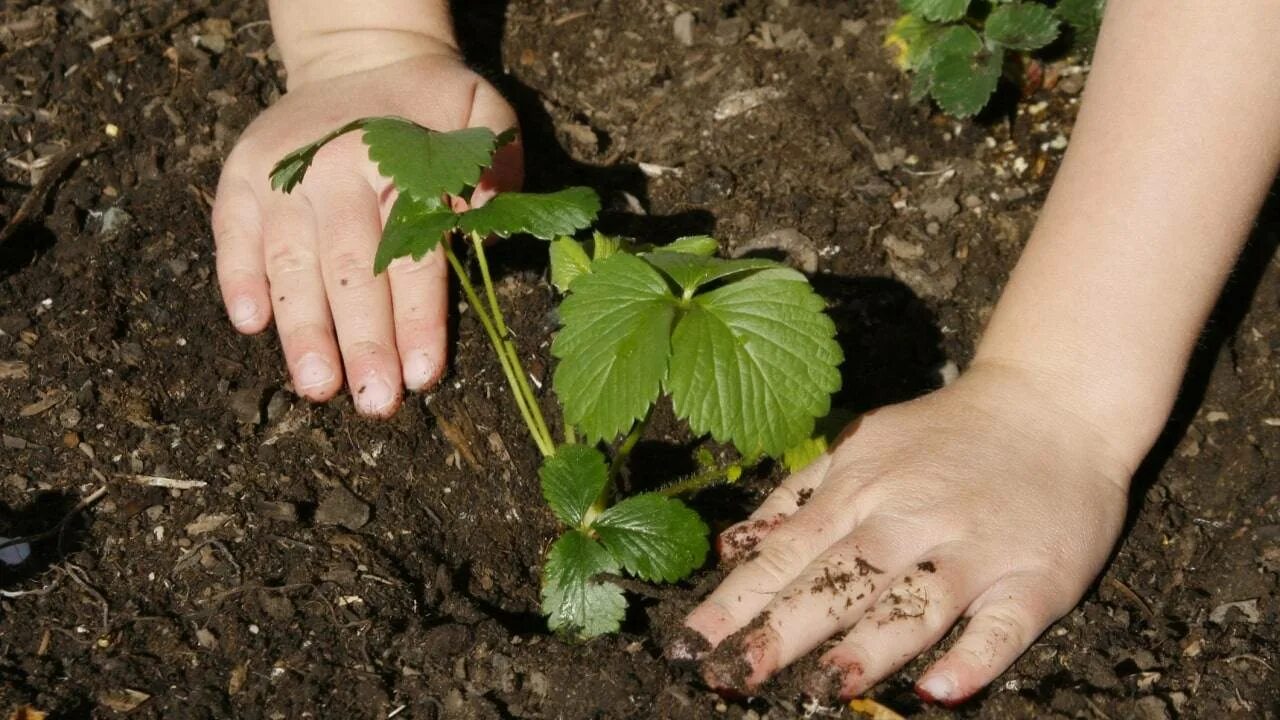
[584,410,652,525]
[658,463,745,498]
[466,233,555,453]
[444,242,554,457]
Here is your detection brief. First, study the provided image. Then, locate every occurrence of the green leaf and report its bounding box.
[593,494,709,583]
[930,45,1004,118]
[591,232,625,261]
[550,237,593,293]
[667,268,843,457]
[985,2,1061,50]
[1055,0,1104,46]
[900,0,971,22]
[458,187,601,240]
[374,195,458,274]
[661,236,720,257]
[885,14,947,71]
[553,254,678,442]
[783,435,828,474]
[922,24,984,67]
[361,119,500,203]
[270,118,369,193]
[541,530,626,639]
[643,252,776,295]
[539,444,608,528]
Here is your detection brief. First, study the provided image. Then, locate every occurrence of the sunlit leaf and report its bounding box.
[593,494,709,582]
[542,530,626,639]
[374,195,457,274]
[458,187,601,239]
[539,444,608,528]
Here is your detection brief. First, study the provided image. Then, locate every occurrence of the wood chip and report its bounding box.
[0,360,29,381]
[19,389,63,417]
[127,474,207,490]
[849,698,906,720]
[97,689,150,713]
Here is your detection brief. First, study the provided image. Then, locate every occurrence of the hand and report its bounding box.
[676,363,1133,706]
[213,45,522,416]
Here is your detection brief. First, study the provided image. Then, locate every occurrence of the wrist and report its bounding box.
[963,352,1159,481]
[268,1,459,89]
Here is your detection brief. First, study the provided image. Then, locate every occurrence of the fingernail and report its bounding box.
[805,663,846,703]
[916,674,956,706]
[665,626,712,664]
[402,351,438,391]
[295,353,335,392]
[229,297,261,329]
[356,375,397,415]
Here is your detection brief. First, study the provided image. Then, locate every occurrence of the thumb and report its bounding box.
[468,83,523,206]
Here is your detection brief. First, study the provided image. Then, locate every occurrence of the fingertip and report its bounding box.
[402,348,443,392]
[291,351,341,402]
[717,515,784,566]
[350,370,403,418]
[915,672,965,708]
[227,294,270,334]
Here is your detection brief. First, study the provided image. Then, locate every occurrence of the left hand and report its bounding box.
[673,362,1133,706]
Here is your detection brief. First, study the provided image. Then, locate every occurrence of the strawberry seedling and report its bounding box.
[886,0,1105,117]
[272,119,843,639]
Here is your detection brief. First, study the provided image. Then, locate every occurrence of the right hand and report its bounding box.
[213,45,522,417]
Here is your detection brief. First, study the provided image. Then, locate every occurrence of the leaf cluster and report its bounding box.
[550,236,843,459]
[886,0,1105,117]
[539,445,708,637]
[269,118,601,272]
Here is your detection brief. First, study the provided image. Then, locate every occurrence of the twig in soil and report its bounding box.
[172,538,243,582]
[0,573,62,599]
[0,138,104,248]
[112,10,201,42]
[1220,654,1275,673]
[125,474,207,490]
[61,562,109,630]
[1105,576,1154,619]
[0,485,107,553]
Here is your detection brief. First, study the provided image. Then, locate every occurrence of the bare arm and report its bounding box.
[978,0,1280,470]
[682,1,1280,706]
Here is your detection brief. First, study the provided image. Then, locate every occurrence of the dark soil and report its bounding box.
[2,0,1278,718]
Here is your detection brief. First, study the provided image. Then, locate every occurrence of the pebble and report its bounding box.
[673,11,695,46]
[0,538,32,567]
[229,388,262,425]
[714,86,784,121]
[255,500,298,523]
[265,390,291,423]
[883,234,925,261]
[920,194,960,223]
[1133,696,1171,720]
[1209,598,1260,625]
[315,485,371,530]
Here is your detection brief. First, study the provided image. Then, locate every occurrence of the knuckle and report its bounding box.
[978,604,1030,653]
[748,545,804,590]
[266,243,319,277]
[326,249,378,283]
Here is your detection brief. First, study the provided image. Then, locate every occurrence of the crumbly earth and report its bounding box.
[1,1,1277,718]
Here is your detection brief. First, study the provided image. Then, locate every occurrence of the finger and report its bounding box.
[684,495,857,649]
[915,573,1062,708]
[468,83,523,206]
[717,454,833,566]
[263,197,342,401]
[702,518,904,694]
[312,176,403,417]
[811,552,979,702]
[213,175,271,333]
[387,244,449,391]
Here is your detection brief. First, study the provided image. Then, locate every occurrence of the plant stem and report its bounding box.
[444,241,554,457]
[465,232,555,454]
[657,463,745,498]
[584,410,652,524]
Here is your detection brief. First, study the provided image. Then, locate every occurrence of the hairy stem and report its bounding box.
[657,463,745,499]
[584,410,652,524]
[444,242,554,457]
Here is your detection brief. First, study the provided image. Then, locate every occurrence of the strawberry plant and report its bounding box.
[886,0,1105,117]
[271,119,843,638]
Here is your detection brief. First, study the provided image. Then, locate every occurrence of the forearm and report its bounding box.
[974,1,1280,471]
[268,0,458,87]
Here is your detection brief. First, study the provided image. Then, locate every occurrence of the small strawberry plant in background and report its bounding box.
[886,0,1105,117]
[272,120,843,639]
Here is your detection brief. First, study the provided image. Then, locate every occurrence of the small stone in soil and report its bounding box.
[673,11,695,46]
[228,388,262,425]
[315,485,371,530]
[265,390,291,423]
[255,500,298,522]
